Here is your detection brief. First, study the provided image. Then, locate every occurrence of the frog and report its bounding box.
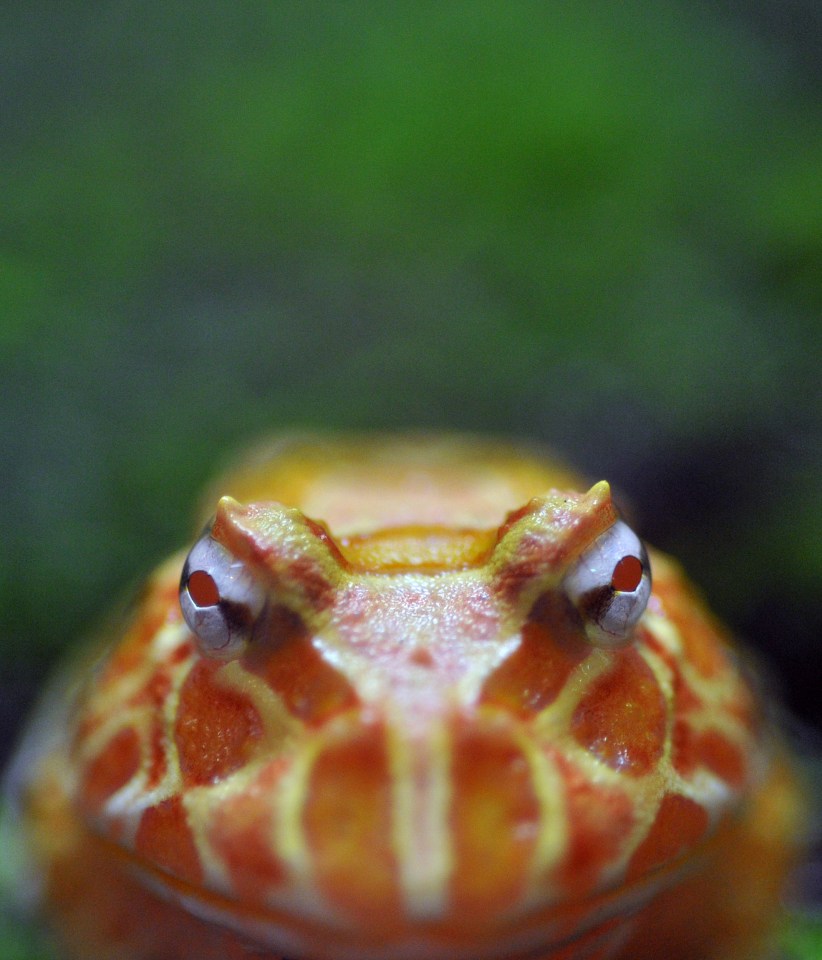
[6,433,807,960]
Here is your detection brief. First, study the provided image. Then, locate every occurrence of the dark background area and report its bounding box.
[0,2,820,955]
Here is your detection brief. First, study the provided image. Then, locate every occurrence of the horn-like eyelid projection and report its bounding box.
[563,519,651,647]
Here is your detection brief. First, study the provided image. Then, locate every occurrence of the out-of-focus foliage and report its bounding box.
[0,0,820,950]
[782,913,822,960]
[3,0,821,731]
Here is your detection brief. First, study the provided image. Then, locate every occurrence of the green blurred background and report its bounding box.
[1,1,821,955]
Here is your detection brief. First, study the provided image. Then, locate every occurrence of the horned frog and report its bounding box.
[7,434,806,960]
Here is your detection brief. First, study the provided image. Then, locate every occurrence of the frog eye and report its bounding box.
[179,530,267,660]
[563,520,651,647]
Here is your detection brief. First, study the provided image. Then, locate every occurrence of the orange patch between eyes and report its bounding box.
[339,526,495,571]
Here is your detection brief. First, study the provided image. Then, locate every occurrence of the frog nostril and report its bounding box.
[408,647,435,668]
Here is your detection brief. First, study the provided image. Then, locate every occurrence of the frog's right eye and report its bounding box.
[179,531,266,660]
[563,519,651,648]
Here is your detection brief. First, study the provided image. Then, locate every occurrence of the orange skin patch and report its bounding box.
[80,727,141,815]
[571,649,667,776]
[135,796,203,885]
[11,434,807,960]
[243,605,359,724]
[95,564,183,690]
[175,659,264,786]
[146,715,168,789]
[449,722,542,917]
[550,752,635,899]
[339,525,497,571]
[643,630,703,716]
[302,722,402,924]
[672,722,748,789]
[207,758,290,905]
[627,793,710,881]
[652,573,732,679]
[480,594,590,717]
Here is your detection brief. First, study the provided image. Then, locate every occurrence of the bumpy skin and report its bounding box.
[12,435,805,960]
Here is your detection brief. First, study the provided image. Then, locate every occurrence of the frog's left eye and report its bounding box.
[563,520,651,647]
[179,530,266,660]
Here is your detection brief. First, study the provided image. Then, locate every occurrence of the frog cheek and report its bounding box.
[563,520,652,648]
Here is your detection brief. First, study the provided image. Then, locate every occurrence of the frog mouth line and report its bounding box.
[97,827,696,960]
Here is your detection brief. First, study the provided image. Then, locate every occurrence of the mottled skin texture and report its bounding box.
[12,435,805,960]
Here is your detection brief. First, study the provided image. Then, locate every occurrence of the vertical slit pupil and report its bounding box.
[187,569,221,607]
[611,555,643,592]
